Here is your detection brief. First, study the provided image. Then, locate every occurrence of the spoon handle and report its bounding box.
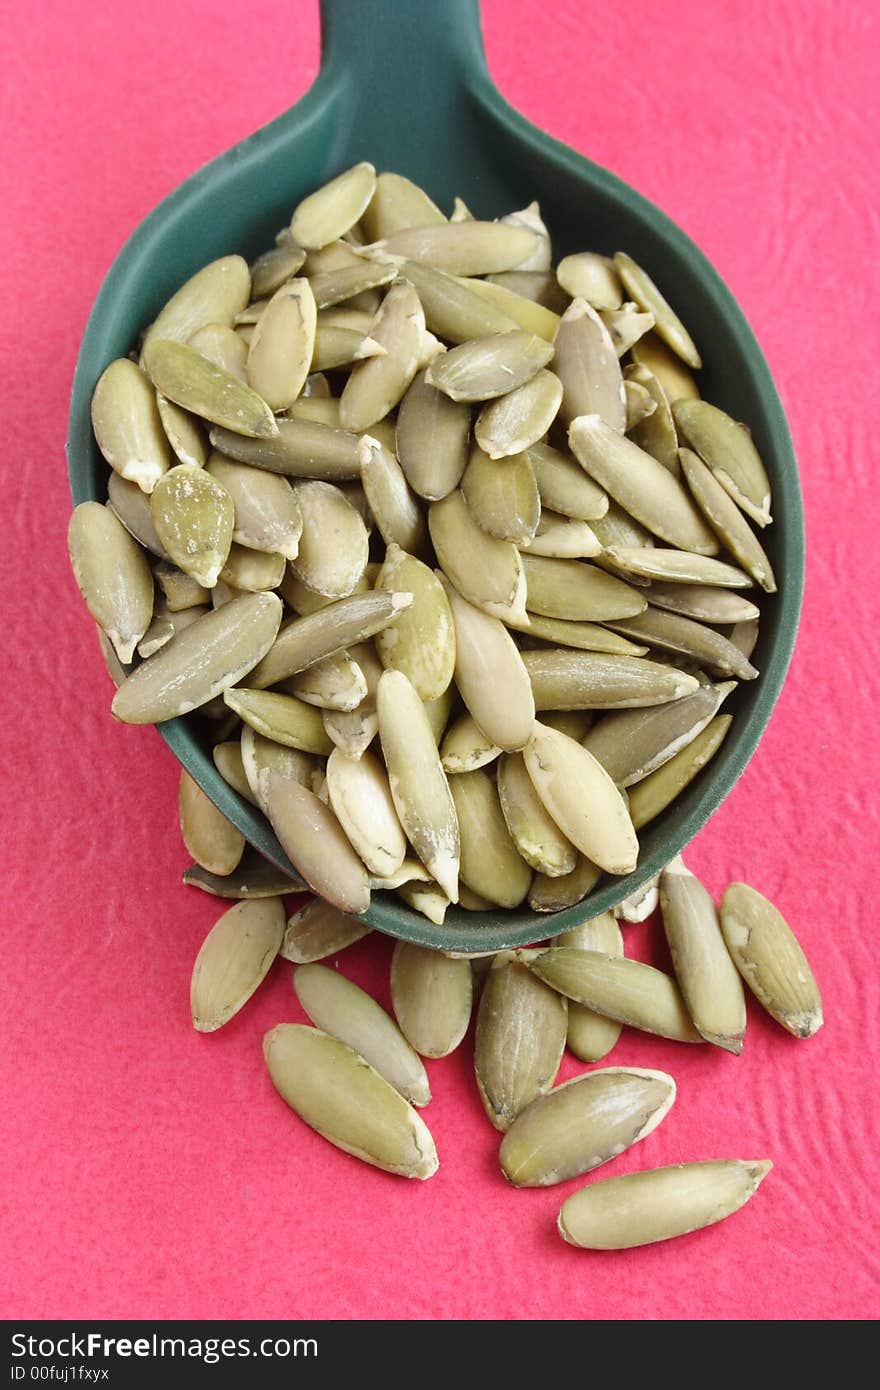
[318,0,490,175]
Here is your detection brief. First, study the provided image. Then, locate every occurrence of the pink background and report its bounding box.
[3,0,878,1322]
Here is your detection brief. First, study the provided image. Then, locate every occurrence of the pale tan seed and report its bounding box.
[188,323,249,381]
[441,578,535,751]
[660,855,746,1052]
[647,583,760,624]
[91,359,171,493]
[527,441,608,521]
[584,680,736,787]
[557,253,623,310]
[604,545,752,590]
[423,686,455,746]
[107,474,168,558]
[369,858,433,891]
[209,417,362,480]
[608,607,758,681]
[249,590,412,689]
[590,498,655,554]
[522,553,646,622]
[523,648,698,711]
[475,958,568,1131]
[358,436,428,555]
[529,854,602,913]
[308,259,397,308]
[391,943,473,1058]
[558,913,624,1063]
[250,241,306,299]
[506,610,647,656]
[395,368,470,500]
[284,650,367,711]
[449,196,474,222]
[460,445,540,545]
[264,1024,437,1178]
[322,641,383,760]
[190,897,284,1032]
[205,453,302,561]
[325,747,407,878]
[219,544,286,593]
[223,688,332,755]
[68,501,154,664]
[245,278,316,411]
[137,603,200,659]
[361,171,446,241]
[679,447,776,591]
[624,378,657,430]
[729,617,760,662]
[141,339,278,440]
[458,887,494,912]
[374,544,455,702]
[500,1066,676,1188]
[497,753,577,878]
[212,740,256,805]
[630,332,700,402]
[522,947,703,1042]
[425,330,554,403]
[396,261,520,344]
[673,400,772,526]
[500,201,551,270]
[377,669,460,901]
[721,882,823,1038]
[599,302,655,356]
[475,368,563,459]
[142,255,251,354]
[626,361,679,473]
[568,415,719,554]
[288,480,369,597]
[396,880,451,925]
[553,298,626,432]
[281,897,371,963]
[314,308,375,337]
[441,715,502,773]
[179,768,245,876]
[540,711,595,740]
[183,853,299,899]
[261,773,370,915]
[559,1159,772,1249]
[519,511,601,558]
[450,769,533,908]
[614,252,702,368]
[312,325,385,372]
[153,560,209,612]
[340,281,425,431]
[453,274,560,341]
[149,465,234,588]
[374,221,541,276]
[239,725,315,812]
[629,713,732,827]
[287,395,341,426]
[523,723,638,875]
[489,269,570,308]
[294,963,429,1107]
[429,490,527,624]
[290,162,377,249]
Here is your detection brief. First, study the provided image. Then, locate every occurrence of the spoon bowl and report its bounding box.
[67,0,803,953]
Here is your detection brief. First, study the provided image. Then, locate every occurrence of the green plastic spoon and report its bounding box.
[67,0,804,953]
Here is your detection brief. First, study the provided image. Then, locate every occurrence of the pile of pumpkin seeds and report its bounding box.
[69,163,805,1248]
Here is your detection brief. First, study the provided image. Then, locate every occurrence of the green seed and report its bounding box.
[68,501,154,664]
[614,251,702,369]
[449,768,533,908]
[720,882,823,1038]
[281,897,371,964]
[91,358,171,493]
[522,947,703,1043]
[475,958,568,1131]
[460,446,540,545]
[190,897,284,1032]
[660,856,747,1053]
[141,339,278,439]
[628,713,733,827]
[391,943,473,1058]
[553,298,626,431]
[179,768,245,877]
[558,913,624,1063]
[150,465,234,588]
[290,161,377,250]
[673,400,772,527]
[261,774,371,916]
[223,688,333,755]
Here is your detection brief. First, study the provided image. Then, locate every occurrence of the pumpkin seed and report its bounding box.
[454,274,560,341]
[107,474,169,557]
[369,858,433,891]
[281,897,371,963]
[245,278,316,411]
[522,553,646,622]
[526,441,608,520]
[497,752,577,877]
[426,330,554,403]
[558,913,624,1062]
[219,544,285,593]
[312,325,385,372]
[250,241,307,299]
[568,415,719,554]
[374,221,542,276]
[489,269,569,312]
[440,715,502,773]
[519,512,601,558]
[284,650,367,712]
[261,773,371,915]
[358,436,428,555]
[647,583,760,624]
[450,768,533,908]
[212,740,256,805]
[626,361,679,473]
[624,378,656,430]
[500,1066,676,1188]
[506,610,647,656]
[423,686,455,745]
[138,601,205,659]
[475,369,563,458]
[523,723,638,874]
[679,447,776,591]
[294,962,429,1107]
[183,852,299,899]
[720,882,823,1038]
[395,367,470,500]
[191,897,284,1031]
[628,713,733,827]
[149,465,234,588]
[558,1159,772,1249]
[441,577,535,751]
[475,957,568,1131]
[500,201,551,270]
[614,252,701,368]
[68,501,154,664]
[556,253,622,310]
[429,489,528,624]
[396,880,451,924]
[152,561,209,612]
[252,589,411,688]
[308,259,397,308]
[179,768,245,876]
[377,669,460,901]
[155,399,208,468]
[361,171,446,241]
[204,452,302,560]
[553,298,626,432]
[91,358,171,492]
[325,747,407,879]
[188,323,249,381]
[223,688,332,754]
[209,417,362,480]
[141,339,277,439]
[600,302,655,356]
[397,260,520,343]
[540,711,595,740]
[390,943,473,1058]
[461,446,540,545]
[660,855,747,1053]
[142,255,251,354]
[529,854,602,913]
[673,400,772,526]
[630,331,700,402]
[522,648,699,710]
[239,724,316,812]
[603,546,752,588]
[374,544,455,701]
[290,161,376,249]
[584,680,736,787]
[322,642,383,760]
[288,480,369,597]
[450,196,474,222]
[340,280,425,430]
[607,607,758,680]
[523,947,703,1043]
[729,617,760,661]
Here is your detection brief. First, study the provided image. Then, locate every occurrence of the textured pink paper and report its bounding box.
[2,0,879,1322]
